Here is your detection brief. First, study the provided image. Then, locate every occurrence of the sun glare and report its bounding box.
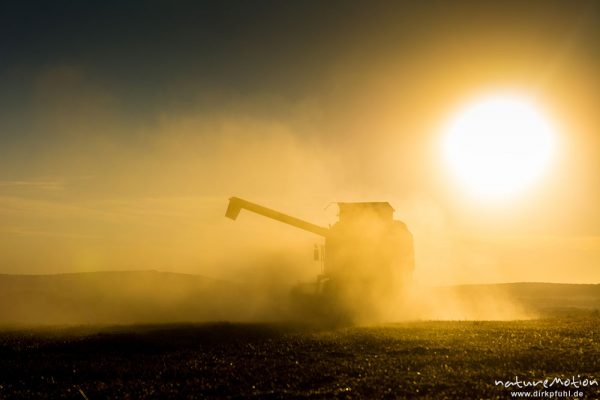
[442,94,557,200]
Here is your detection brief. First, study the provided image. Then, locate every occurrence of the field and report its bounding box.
[0,318,598,399]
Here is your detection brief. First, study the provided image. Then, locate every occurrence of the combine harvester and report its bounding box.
[225,197,414,323]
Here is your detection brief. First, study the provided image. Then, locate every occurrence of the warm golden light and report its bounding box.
[442,94,556,200]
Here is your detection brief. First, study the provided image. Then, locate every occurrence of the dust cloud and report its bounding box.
[1,67,594,326]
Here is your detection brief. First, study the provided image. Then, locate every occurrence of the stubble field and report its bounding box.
[0,317,598,399]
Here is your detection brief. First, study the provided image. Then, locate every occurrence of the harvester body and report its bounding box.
[225,197,414,321]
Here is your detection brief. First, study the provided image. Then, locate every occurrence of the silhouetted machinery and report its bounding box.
[225,197,414,322]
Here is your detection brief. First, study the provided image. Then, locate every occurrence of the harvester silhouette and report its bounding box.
[226,197,414,322]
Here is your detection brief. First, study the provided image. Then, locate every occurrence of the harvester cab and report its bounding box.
[225,196,414,322]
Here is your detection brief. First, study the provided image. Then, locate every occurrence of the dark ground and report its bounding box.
[0,318,598,399]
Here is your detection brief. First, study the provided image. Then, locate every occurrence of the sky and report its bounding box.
[0,0,599,285]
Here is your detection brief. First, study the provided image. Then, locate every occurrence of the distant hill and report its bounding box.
[432,282,600,318]
[0,272,598,325]
[0,271,258,325]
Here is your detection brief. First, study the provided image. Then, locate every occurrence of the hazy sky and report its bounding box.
[1,1,599,284]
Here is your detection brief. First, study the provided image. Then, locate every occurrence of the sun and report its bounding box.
[442,94,557,200]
